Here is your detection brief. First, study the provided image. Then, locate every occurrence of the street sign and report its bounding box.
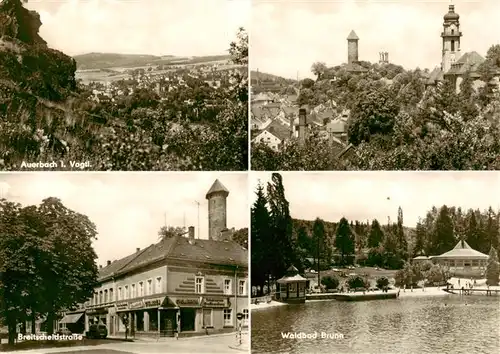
[236,312,244,320]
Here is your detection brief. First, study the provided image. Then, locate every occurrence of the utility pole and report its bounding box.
[195,201,200,238]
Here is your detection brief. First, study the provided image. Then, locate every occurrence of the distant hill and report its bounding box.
[73,52,232,70]
[251,70,297,84]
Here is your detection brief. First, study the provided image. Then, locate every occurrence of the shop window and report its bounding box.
[224,279,232,295]
[196,277,205,294]
[203,309,213,328]
[223,309,232,326]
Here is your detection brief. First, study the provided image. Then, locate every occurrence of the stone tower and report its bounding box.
[347,30,359,64]
[206,179,229,241]
[441,4,462,73]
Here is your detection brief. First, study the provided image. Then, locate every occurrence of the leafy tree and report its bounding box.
[348,85,399,146]
[431,205,456,255]
[232,228,248,249]
[396,206,408,260]
[367,219,384,248]
[158,226,186,239]
[0,197,98,344]
[334,217,354,265]
[301,78,315,89]
[413,219,426,256]
[311,62,328,80]
[486,247,499,286]
[312,218,329,272]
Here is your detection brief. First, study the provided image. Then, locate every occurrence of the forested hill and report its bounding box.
[292,218,415,248]
[250,70,297,84]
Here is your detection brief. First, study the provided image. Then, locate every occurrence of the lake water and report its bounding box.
[251,295,500,354]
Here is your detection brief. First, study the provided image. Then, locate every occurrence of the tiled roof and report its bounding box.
[446,51,485,76]
[206,179,229,198]
[265,119,291,141]
[99,235,248,281]
[426,67,444,85]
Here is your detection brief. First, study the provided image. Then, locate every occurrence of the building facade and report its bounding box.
[64,180,249,338]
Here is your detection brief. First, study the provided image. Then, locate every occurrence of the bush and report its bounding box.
[321,276,339,291]
[486,247,500,286]
[376,276,389,289]
[347,275,369,290]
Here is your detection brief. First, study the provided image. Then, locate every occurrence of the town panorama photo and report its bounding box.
[250,1,500,170]
[0,0,249,171]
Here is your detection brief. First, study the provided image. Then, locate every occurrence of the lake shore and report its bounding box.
[251,300,287,311]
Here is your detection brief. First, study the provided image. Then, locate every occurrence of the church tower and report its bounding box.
[206,179,229,241]
[441,4,462,73]
[347,30,359,65]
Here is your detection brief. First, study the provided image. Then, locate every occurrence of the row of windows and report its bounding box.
[92,277,163,305]
[91,277,248,306]
[197,277,247,296]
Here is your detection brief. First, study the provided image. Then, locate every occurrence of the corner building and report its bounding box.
[79,180,248,338]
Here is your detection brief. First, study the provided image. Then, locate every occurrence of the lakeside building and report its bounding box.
[276,266,307,304]
[60,180,248,338]
[413,240,489,277]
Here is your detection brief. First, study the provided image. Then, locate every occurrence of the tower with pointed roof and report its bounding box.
[347,30,359,65]
[441,4,462,73]
[206,179,229,241]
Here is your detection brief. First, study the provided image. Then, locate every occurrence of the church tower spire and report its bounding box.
[441,4,462,73]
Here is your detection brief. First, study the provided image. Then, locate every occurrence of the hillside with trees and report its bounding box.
[251,45,500,170]
[251,173,500,296]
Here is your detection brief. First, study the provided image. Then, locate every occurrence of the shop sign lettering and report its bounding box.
[203,298,227,308]
[144,298,163,308]
[177,298,200,307]
[129,300,144,310]
[116,302,128,311]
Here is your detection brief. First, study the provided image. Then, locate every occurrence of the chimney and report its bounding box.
[298,108,307,146]
[188,226,195,243]
[107,260,111,266]
[136,247,140,253]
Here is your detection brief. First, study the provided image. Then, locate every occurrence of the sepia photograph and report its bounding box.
[251,171,500,353]
[0,0,248,171]
[250,0,500,171]
[0,172,249,353]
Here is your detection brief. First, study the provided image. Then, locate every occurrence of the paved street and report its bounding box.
[3,332,249,354]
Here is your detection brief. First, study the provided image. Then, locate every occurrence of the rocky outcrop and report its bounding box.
[0,0,77,101]
[0,0,85,168]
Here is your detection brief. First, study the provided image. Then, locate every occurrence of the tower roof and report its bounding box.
[444,4,459,21]
[347,30,359,40]
[206,179,229,199]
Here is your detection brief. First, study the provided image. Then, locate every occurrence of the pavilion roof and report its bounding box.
[432,240,489,259]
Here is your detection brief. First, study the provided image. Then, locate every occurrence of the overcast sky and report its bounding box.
[0,173,248,267]
[251,0,500,79]
[25,0,249,57]
[250,172,500,227]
